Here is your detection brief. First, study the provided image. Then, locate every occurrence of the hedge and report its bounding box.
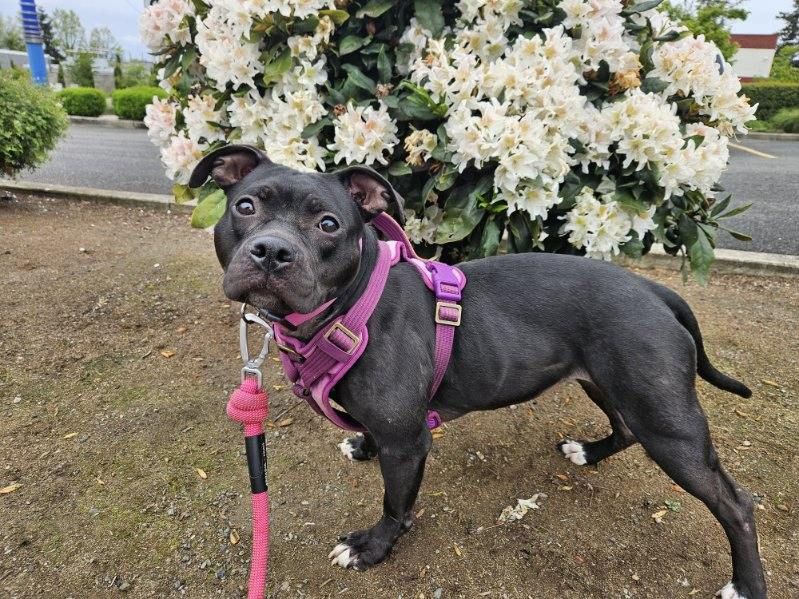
[772,108,799,133]
[112,86,166,121]
[58,87,107,117]
[1,71,68,176]
[741,81,799,121]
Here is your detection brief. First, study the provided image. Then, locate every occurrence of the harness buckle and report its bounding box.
[428,262,463,303]
[323,321,361,355]
[435,301,462,327]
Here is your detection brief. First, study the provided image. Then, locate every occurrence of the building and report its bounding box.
[730,34,779,82]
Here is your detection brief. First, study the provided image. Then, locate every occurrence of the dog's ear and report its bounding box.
[333,166,405,225]
[189,145,270,190]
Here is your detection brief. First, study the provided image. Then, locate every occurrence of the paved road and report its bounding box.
[21,124,172,195]
[19,124,799,254]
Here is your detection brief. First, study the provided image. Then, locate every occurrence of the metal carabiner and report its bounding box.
[240,303,273,386]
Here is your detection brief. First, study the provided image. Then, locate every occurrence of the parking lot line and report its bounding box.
[729,142,777,159]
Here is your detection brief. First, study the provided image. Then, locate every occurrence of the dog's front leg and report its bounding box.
[329,425,431,570]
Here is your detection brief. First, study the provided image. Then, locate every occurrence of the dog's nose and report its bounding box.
[249,237,295,271]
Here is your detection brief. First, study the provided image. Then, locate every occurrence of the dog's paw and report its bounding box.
[328,529,393,571]
[716,581,748,599]
[338,434,377,462]
[557,439,587,466]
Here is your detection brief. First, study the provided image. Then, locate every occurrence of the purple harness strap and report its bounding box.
[273,213,466,432]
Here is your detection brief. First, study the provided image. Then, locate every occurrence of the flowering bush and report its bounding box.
[141,0,756,282]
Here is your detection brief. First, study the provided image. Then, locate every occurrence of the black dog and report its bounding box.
[190,145,765,599]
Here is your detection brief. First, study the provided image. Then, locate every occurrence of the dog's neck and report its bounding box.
[284,224,380,341]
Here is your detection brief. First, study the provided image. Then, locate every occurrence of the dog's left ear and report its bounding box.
[334,166,405,226]
[189,144,270,190]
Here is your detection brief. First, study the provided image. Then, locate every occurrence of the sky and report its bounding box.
[1,0,795,61]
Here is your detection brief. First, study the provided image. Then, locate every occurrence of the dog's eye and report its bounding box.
[319,216,339,233]
[235,198,256,216]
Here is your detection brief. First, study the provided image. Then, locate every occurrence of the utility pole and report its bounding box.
[19,0,48,85]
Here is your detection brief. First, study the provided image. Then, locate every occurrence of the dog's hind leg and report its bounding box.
[620,388,766,599]
[557,380,636,466]
[338,432,378,462]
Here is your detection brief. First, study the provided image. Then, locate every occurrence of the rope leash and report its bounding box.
[227,308,272,599]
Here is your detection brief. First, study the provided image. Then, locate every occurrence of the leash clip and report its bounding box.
[240,304,273,386]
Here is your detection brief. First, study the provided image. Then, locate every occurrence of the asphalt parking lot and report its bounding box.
[719,138,799,255]
[14,125,799,255]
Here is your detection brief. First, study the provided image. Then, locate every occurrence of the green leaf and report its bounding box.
[318,9,350,24]
[640,77,669,94]
[717,203,752,219]
[477,215,503,258]
[433,178,491,244]
[620,233,645,258]
[614,188,648,212]
[172,183,194,205]
[507,211,534,253]
[301,117,331,139]
[435,165,458,192]
[262,47,292,84]
[623,0,664,14]
[721,228,752,242]
[377,45,392,82]
[688,227,715,285]
[678,214,699,247]
[190,189,226,229]
[653,29,681,42]
[339,35,368,55]
[388,161,412,176]
[292,15,320,34]
[341,63,376,92]
[709,195,731,217]
[162,54,181,79]
[356,0,395,18]
[414,0,445,36]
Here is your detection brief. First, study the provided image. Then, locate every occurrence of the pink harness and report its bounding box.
[273,213,466,431]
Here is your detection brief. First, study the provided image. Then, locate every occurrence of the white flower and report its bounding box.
[184,94,225,143]
[161,132,204,185]
[144,96,177,148]
[560,187,631,260]
[403,205,444,244]
[404,128,437,166]
[329,103,399,166]
[139,0,194,52]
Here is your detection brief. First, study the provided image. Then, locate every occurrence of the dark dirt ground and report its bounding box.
[1,195,797,599]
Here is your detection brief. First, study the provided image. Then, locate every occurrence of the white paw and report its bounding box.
[337,435,361,461]
[559,440,587,466]
[328,543,357,569]
[716,581,748,599]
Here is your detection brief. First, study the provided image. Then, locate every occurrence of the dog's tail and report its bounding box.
[653,285,752,398]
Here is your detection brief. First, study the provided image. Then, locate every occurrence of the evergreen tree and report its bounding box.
[37,8,65,63]
[778,0,799,47]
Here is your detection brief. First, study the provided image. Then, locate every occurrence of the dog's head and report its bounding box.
[189,145,403,316]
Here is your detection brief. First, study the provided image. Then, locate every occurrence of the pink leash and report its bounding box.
[227,309,273,599]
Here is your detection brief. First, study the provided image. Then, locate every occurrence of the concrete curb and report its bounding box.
[2,180,798,278]
[69,115,147,129]
[620,245,799,279]
[745,132,799,142]
[0,179,192,213]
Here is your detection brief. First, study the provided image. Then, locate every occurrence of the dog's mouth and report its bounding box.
[223,265,321,317]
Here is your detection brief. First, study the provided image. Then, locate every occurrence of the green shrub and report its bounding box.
[0,71,68,177]
[772,108,799,133]
[741,81,799,120]
[58,87,107,117]
[111,86,166,120]
[769,45,799,82]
